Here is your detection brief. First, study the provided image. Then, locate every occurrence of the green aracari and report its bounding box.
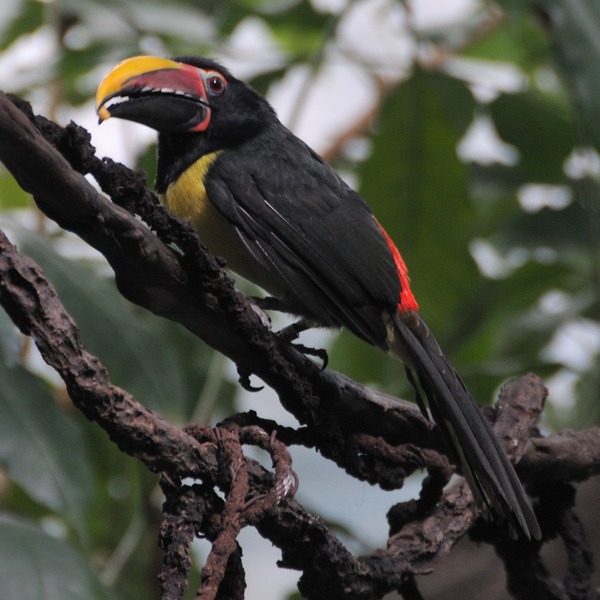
[96,55,540,540]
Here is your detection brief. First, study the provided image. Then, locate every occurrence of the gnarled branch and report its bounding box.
[0,91,597,600]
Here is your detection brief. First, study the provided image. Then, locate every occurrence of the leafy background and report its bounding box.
[1,0,600,598]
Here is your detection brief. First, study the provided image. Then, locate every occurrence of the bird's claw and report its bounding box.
[290,343,329,370]
[276,319,328,370]
[237,365,264,392]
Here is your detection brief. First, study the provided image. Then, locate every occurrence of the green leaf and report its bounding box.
[266,3,330,57]
[59,43,114,106]
[468,163,528,202]
[0,165,33,209]
[539,0,600,147]
[0,514,115,600]
[458,260,573,361]
[493,195,590,253]
[574,357,600,426]
[0,308,20,365]
[0,361,94,538]
[489,90,575,183]
[0,0,44,52]
[466,7,550,73]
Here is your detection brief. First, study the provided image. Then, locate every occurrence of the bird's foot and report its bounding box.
[277,319,329,370]
[250,298,329,370]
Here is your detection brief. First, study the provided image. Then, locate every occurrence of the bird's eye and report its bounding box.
[206,73,226,95]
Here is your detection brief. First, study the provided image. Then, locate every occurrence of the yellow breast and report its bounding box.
[160,152,285,296]
[161,151,222,233]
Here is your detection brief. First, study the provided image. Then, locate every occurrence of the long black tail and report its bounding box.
[391,311,540,540]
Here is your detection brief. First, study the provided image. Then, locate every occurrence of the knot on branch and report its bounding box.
[158,421,297,600]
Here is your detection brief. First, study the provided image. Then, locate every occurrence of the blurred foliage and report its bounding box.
[1,0,600,598]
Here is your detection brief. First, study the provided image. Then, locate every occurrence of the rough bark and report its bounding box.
[0,92,597,600]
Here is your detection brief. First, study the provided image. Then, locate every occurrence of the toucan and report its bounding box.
[96,55,540,539]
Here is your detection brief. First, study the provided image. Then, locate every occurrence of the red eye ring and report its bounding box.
[206,72,226,95]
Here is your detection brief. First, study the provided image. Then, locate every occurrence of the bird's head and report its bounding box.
[95,55,275,147]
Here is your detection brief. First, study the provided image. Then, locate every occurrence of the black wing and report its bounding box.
[205,124,401,348]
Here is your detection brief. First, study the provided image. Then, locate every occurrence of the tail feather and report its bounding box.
[391,312,540,540]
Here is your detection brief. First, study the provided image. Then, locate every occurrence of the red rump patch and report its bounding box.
[374,219,419,313]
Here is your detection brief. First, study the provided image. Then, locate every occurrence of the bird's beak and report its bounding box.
[96,56,211,133]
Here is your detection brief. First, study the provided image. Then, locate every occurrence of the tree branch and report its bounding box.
[0,91,597,600]
[1,91,457,485]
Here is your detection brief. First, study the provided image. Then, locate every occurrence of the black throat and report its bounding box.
[155,133,215,193]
